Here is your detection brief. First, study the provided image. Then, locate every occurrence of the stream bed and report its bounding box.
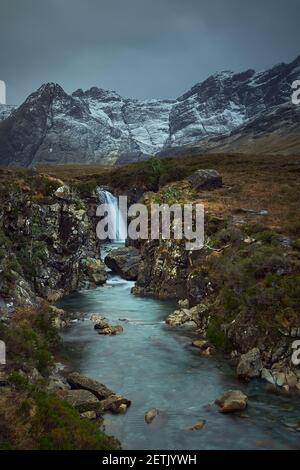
[60,256,300,450]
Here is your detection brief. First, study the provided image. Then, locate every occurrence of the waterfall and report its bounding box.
[96,188,127,242]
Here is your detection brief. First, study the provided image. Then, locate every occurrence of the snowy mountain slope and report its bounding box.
[0,104,16,121]
[0,56,299,166]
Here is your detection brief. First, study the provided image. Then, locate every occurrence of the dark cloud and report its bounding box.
[0,0,299,104]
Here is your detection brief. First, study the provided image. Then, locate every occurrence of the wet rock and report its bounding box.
[184,420,206,432]
[90,314,105,322]
[188,169,222,191]
[66,372,113,400]
[145,408,159,424]
[105,246,141,281]
[63,389,100,412]
[215,390,248,413]
[99,395,131,414]
[237,348,263,379]
[94,321,123,335]
[192,339,210,350]
[261,368,276,385]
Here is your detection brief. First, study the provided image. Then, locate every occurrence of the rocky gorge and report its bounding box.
[0,152,300,449]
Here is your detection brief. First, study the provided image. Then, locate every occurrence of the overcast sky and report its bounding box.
[1,0,299,105]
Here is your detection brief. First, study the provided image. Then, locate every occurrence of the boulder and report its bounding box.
[192,339,210,350]
[237,348,263,379]
[94,321,123,335]
[145,408,159,424]
[104,246,141,281]
[166,304,206,327]
[99,395,131,414]
[63,389,100,413]
[188,169,222,191]
[66,372,113,400]
[215,390,248,413]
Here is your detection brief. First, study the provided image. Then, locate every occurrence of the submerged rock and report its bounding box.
[215,390,248,413]
[184,420,206,432]
[105,246,141,281]
[145,408,159,424]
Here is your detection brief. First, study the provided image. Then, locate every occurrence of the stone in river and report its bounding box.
[145,408,159,424]
[184,420,206,432]
[215,390,248,413]
[66,372,113,400]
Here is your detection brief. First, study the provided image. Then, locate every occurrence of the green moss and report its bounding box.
[206,316,227,349]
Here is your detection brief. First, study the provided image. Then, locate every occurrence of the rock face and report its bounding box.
[1,56,299,166]
[133,240,191,299]
[0,104,15,121]
[188,169,222,190]
[105,246,141,281]
[215,390,248,413]
[237,348,263,379]
[0,179,103,306]
[80,258,107,286]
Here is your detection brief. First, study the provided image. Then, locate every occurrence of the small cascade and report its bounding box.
[96,188,127,243]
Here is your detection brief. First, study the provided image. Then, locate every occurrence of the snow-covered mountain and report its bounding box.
[0,104,16,121]
[0,56,299,166]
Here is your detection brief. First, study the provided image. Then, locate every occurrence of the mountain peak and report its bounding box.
[73,86,122,102]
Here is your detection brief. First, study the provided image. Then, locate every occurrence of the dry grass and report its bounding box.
[1,152,300,230]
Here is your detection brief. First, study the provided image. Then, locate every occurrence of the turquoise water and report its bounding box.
[60,254,300,450]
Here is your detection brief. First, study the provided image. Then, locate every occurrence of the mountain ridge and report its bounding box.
[0,55,300,166]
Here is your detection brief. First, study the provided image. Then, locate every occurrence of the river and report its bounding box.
[59,246,300,450]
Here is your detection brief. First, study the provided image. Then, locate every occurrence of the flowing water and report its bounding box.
[60,247,300,450]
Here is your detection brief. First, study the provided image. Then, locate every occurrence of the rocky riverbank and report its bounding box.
[0,154,300,448]
[0,169,122,449]
[113,169,300,394]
